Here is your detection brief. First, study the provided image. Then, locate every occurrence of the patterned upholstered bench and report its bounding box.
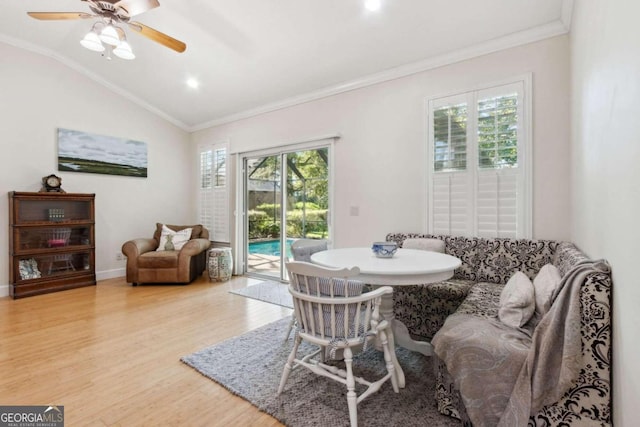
[386,233,558,341]
[385,233,612,426]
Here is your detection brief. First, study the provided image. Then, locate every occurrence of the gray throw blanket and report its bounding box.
[432,260,610,427]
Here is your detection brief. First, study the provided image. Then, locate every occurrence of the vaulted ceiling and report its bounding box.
[1,0,571,131]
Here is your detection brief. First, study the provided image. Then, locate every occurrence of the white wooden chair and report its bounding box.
[284,239,329,341]
[278,261,399,427]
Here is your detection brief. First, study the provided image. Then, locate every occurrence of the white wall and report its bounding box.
[0,42,193,296]
[571,2,640,425]
[192,35,571,249]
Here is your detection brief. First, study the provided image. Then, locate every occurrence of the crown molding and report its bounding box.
[0,34,191,132]
[561,0,575,31]
[2,15,571,135]
[189,19,569,132]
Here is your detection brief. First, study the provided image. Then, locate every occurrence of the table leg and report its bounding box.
[378,292,435,385]
[378,293,405,388]
[389,315,434,357]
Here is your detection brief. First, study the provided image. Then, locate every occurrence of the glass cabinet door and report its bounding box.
[15,198,93,223]
[13,225,93,253]
[14,251,92,282]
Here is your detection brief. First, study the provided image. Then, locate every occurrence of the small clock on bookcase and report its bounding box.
[40,174,65,193]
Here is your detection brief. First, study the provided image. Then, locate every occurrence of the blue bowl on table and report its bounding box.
[372,242,398,258]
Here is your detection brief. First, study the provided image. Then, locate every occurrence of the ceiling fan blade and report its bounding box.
[115,0,160,17]
[27,12,94,21]
[128,21,186,53]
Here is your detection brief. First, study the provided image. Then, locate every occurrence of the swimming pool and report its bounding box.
[249,239,294,258]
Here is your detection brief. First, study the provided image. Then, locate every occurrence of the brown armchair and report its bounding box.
[122,223,211,286]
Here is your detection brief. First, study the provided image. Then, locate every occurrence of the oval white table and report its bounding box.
[310,247,461,387]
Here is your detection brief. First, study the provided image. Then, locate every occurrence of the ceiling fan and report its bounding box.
[27,0,186,59]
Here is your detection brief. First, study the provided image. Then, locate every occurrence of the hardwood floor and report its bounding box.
[0,275,291,426]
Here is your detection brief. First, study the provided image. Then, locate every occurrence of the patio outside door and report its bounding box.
[243,146,330,280]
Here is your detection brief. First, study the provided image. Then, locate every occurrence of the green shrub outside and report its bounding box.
[254,203,280,218]
[286,209,326,237]
[248,205,327,239]
[293,201,321,210]
[247,210,278,239]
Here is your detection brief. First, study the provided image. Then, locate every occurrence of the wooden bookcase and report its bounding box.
[9,191,96,299]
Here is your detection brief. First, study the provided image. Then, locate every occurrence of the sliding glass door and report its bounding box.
[243,146,330,280]
[245,154,282,277]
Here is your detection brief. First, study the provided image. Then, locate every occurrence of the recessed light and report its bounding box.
[186,78,199,89]
[365,0,381,12]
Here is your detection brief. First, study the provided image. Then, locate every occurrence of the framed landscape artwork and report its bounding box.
[57,128,148,177]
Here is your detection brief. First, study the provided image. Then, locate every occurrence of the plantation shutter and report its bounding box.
[432,173,472,235]
[198,143,230,243]
[433,102,468,172]
[428,79,530,238]
[475,87,523,238]
[429,97,473,236]
[212,146,230,243]
[476,169,518,237]
[198,148,214,233]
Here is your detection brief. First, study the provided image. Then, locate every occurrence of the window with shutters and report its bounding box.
[199,149,213,234]
[427,79,531,238]
[433,102,467,172]
[214,148,226,187]
[198,143,230,243]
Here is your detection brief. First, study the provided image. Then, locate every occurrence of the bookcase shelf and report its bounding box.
[9,191,96,299]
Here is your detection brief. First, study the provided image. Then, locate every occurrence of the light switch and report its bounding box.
[350,206,359,216]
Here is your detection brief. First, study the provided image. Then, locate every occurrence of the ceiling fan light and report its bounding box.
[113,41,135,60]
[80,31,105,52]
[99,24,120,46]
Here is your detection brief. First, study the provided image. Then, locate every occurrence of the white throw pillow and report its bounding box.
[403,238,445,253]
[533,264,562,316]
[156,225,192,251]
[498,271,535,329]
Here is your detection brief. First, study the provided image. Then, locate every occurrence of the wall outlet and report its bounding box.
[116,253,125,261]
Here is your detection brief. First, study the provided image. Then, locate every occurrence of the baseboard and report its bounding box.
[0,269,124,299]
[97,268,125,281]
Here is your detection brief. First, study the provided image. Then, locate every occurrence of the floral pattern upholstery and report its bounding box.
[476,238,557,284]
[386,233,480,340]
[425,239,613,427]
[393,279,475,341]
[386,233,561,339]
[529,269,612,426]
[553,241,590,277]
[453,281,503,318]
[434,356,472,426]
[442,235,482,281]
[387,233,480,281]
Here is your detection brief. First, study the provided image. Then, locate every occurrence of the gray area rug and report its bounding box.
[229,280,293,309]
[181,317,458,427]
